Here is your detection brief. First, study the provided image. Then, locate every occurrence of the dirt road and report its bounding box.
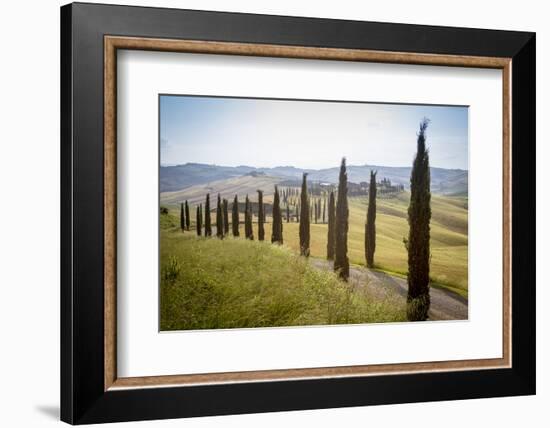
[310,258,468,321]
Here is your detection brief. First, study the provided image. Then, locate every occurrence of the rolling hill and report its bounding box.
[160,231,406,330]
[160,174,284,206]
[160,163,468,196]
[162,183,468,293]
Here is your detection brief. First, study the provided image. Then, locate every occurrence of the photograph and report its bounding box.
[159,95,469,330]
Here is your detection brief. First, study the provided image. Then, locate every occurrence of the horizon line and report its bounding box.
[160,161,469,172]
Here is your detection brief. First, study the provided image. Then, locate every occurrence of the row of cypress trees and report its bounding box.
[177,158,357,282]
[297,159,376,281]
[191,188,285,243]
[297,119,432,320]
[176,119,431,319]
[308,197,326,223]
[179,200,190,231]
[298,159,349,281]
[192,188,279,243]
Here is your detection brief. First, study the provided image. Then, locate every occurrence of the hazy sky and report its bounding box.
[160,95,468,170]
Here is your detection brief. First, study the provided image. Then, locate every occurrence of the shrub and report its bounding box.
[163,255,181,283]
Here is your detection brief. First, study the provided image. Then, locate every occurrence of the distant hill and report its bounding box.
[160,163,468,196]
[160,174,284,206]
[160,163,255,192]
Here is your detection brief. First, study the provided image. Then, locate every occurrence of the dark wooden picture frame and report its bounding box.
[61,2,535,424]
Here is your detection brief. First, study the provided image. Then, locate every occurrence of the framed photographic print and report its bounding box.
[60,2,536,424]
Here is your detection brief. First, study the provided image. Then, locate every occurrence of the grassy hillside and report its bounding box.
[163,190,468,296]
[256,193,468,294]
[160,226,406,331]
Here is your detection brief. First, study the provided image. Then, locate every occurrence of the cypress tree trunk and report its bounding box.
[365,170,377,268]
[334,158,349,281]
[180,202,185,232]
[286,204,290,223]
[322,197,326,224]
[271,185,283,244]
[232,195,240,237]
[327,191,336,260]
[257,190,265,241]
[204,194,211,236]
[196,205,202,236]
[406,118,432,321]
[223,199,229,235]
[216,194,224,239]
[185,200,190,230]
[299,173,310,256]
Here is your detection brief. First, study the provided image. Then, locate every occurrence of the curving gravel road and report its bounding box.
[310,258,468,321]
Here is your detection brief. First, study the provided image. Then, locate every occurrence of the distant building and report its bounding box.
[348,177,404,197]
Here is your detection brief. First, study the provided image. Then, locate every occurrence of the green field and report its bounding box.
[261,193,468,295]
[160,224,406,330]
[166,191,468,296]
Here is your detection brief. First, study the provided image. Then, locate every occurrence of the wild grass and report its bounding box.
[160,229,406,331]
[257,193,468,293]
[163,191,468,324]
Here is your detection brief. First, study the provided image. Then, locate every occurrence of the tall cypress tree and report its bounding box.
[185,200,190,231]
[334,158,349,281]
[271,185,283,244]
[244,195,249,238]
[196,205,202,236]
[204,194,212,236]
[245,194,254,240]
[223,199,229,235]
[406,119,432,321]
[365,170,377,268]
[327,191,336,260]
[322,197,326,224]
[180,202,185,232]
[216,194,224,239]
[257,190,265,241]
[299,173,310,256]
[232,195,240,237]
[249,195,254,240]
